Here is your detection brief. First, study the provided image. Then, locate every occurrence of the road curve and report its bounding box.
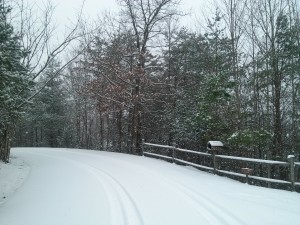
[0,148,300,225]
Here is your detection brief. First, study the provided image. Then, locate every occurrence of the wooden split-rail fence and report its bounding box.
[142,142,300,192]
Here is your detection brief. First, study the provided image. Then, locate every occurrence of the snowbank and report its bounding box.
[0,154,30,205]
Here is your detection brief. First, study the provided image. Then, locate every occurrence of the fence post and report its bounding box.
[288,155,295,192]
[241,168,253,184]
[172,142,176,163]
[141,139,145,156]
[267,165,271,188]
[213,152,218,175]
[245,173,249,184]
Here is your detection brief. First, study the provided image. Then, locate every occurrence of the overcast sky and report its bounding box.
[29,0,211,30]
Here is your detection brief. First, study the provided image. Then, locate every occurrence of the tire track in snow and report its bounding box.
[81,153,238,225]
[30,151,144,225]
[64,151,145,225]
[97,155,248,225]
[138,164,249,225]
[74,153,221,225]
[160,176,248,225]
[81,166,130,225]
[28,149,246,225]
[86,165,145,225]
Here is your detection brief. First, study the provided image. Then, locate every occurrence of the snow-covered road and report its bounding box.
[1,148,300,225]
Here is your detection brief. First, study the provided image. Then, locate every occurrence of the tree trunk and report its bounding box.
[99,112,104,150]
[273,70,283,159]
[271,35,283,159]
[118,109,123,152]
[127,108,133,154]
[0,126,12,163]
[133,77,143,155]
[136,104,142,155]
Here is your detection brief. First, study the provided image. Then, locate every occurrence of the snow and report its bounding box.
[144,143,212,156]
[0,147,300,225]
[248,175,291,184]
[176,147,211,156]
[174,158,213,171]
[216,154,289,165]
[0,155,30,204]
[207,141,224,147]
[143,152,173,160]
[217,169,246,178]
[143,142,174,149]
[216,170,292,184]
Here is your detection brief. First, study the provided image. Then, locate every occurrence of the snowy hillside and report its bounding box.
[0,148,300,225]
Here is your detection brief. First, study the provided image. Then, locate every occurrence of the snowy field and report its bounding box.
[0,148,300,225]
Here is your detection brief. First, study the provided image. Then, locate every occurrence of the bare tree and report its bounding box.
[117,0,182,154]
[0,0,83,162]
[242,0,300,160]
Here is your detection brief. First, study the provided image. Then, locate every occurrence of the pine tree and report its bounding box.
[166,16,235,149]
[0,0,31,162]
[14,60,73,148]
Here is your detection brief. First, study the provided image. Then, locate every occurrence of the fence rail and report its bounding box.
[174,158,214,171]
[177,147,211,156]
[215,155,289,165]
[143,152,173,161]
[143,142,299,192]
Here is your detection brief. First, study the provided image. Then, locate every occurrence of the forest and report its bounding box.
[1,0,300,163]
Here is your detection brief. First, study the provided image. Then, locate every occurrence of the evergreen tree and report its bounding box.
[0,0,31,162]
[14,61,72,148]
[166,16,235,149]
